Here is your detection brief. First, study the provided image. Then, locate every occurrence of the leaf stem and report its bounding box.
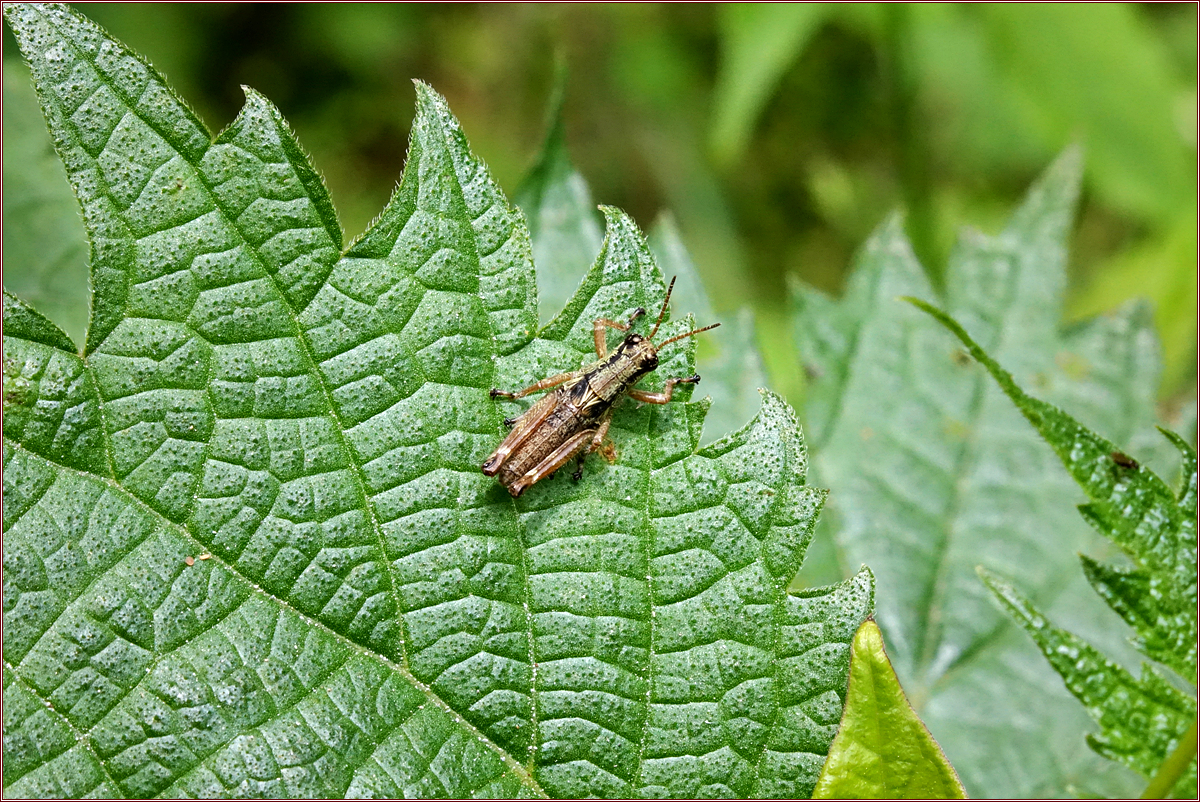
[1140,717,1197,799]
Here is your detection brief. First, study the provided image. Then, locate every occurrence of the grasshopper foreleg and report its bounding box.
[592,307,646,358]
[627,374,700,405]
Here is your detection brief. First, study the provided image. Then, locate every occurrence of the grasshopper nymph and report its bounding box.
[483,277,719,497]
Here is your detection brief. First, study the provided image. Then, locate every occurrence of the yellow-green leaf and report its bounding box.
[814,620,966,799]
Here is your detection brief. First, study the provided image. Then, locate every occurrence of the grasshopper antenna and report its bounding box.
[648,276,677,340]
[656,322,721,348]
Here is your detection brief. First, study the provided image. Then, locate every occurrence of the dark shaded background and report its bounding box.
[5,3,1196,401]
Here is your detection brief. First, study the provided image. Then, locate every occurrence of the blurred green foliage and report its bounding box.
[4,2,1195,396]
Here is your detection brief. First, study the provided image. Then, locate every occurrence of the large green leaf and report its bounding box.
[793,149,1168,797]
[2,5,873,798]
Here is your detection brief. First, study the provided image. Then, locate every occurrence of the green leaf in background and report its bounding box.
[910,296,1196,796]
[792,148,1175,797]
[813,619,966,800]
[515,90,768,447]
[2,60,90,347]
[980,569,1196,799]
[710,3,831,166]
[2,4,873,798]
[905,4,1197,394]
[513,68,603,328]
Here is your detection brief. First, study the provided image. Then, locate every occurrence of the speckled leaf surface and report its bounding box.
[792,150,1169,798]
[2,5,873,798]
[980,569,1196,798]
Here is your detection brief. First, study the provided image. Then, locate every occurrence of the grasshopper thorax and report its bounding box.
[615,332,659,373]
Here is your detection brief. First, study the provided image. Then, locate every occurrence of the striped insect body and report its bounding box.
[483,277,718,497]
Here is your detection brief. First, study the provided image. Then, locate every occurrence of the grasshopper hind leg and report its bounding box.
[571,414,614,482]
[508,428,596,497]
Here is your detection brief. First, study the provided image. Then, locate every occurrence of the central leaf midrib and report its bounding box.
[632,351,665,793]
[75,349,118,481]
[536,277,662,790]
[914,242,1029,687]
[420,99,545,773]
[4,439,545,796]
[496,340,539,779]
[748,422,800,796]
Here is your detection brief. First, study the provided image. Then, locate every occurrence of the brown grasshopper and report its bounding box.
[483,277,719,497]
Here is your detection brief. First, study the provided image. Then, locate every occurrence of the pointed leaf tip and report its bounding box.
[814,619,967,799]
[3,291,78,354]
